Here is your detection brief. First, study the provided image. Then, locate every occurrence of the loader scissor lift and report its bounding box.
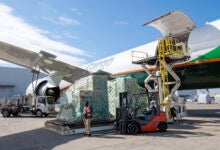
[131,37,190,122]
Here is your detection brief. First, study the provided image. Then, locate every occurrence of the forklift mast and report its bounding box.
[116,92,129,134]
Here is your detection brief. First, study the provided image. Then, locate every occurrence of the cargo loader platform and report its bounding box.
[45,119,115,135]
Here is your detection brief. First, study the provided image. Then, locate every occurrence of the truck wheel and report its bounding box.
[158,122,167,132]
[12,112,19,117]
[36,110,42,117]
[127,122,139,134]
[2,110,11,118]
[43,113,48,117]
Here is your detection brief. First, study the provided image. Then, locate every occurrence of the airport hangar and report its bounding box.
[0,67,45,98]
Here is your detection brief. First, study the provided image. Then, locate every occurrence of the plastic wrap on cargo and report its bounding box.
[58,75,148,122]
[57,75,109,122]
[107,77,148,118]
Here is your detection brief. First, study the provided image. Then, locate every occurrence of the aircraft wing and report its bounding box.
[0,40,90,83]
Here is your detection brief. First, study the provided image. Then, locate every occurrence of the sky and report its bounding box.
[0,0,220,68]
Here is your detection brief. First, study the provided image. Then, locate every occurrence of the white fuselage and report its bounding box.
[83,19,220,76]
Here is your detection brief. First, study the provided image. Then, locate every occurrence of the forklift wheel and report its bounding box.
[127,122,139,134]
[36,110,43,117]
[2,110,11,118]
[158,122,167,132]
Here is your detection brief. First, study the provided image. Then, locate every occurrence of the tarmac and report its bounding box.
[0,103,220,150]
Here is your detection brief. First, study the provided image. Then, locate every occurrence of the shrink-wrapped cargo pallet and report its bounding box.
[57,75,109,122]
[107,77,148,118]
[57,75,148,122]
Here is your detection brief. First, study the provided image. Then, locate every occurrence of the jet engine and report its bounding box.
[26,77,60,101]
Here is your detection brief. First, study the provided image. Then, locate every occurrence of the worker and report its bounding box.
[170,106,177,121]
[145,100,157,115]
[149,100,157,115]
[82,101,93,136]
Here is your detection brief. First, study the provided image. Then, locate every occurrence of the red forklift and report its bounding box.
[116,92,167,134]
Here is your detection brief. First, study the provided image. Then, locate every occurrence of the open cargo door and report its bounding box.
[142,11,196,38]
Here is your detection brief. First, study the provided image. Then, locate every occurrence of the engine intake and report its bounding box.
[26,79,60,102]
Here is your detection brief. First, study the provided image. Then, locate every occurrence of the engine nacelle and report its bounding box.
[26,77,60,101]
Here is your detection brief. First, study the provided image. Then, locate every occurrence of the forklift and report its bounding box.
[116,92,167,134]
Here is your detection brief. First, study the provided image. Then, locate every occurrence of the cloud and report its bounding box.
[71,8,82,15]
[0,4,88,67]
[113,21,128,25]
[63,32,80,40]
[47,32,80,41]
[34,16,81,26]
[57,16,81,26]
[37,1,57,13]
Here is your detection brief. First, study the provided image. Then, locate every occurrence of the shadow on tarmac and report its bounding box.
[1,106,219,149]
[0,128,79,150]
[0,128,125,150]
[187,108,220,117]
[139,129,213,138]
[92,131,125,139]
[0,117,215,150]
[9,115,57,118]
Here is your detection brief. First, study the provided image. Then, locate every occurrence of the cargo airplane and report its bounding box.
[0,10,220,100]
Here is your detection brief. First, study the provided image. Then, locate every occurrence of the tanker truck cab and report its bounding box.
[34,96,55,117]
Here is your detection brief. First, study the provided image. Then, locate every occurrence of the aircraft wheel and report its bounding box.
[127,122,139,134]
[158,122,167,132]
[2,110,11,118]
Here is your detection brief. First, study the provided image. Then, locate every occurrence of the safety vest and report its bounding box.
[86,105,92,118]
